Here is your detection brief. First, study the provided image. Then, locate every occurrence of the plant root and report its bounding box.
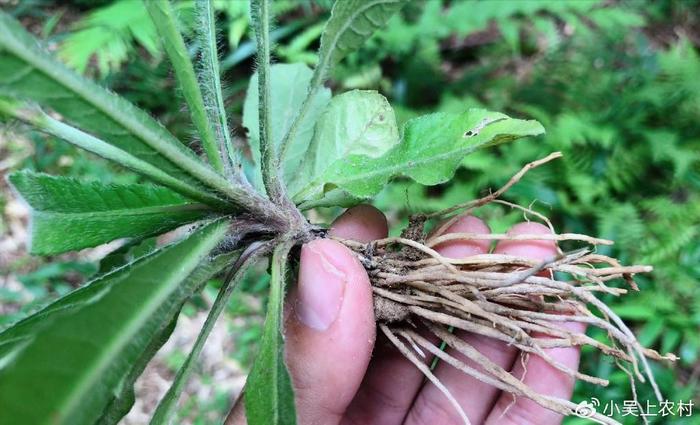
[335,152,677,425]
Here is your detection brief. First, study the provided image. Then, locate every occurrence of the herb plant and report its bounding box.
[0,1,677,425]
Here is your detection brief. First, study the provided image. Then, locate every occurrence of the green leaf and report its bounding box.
[9,171,212,255]
[144,0,225,173]
[0,100,227,208]
[196,0,240,177]
[289,89,399,195]
[0,11,245,205]
[293,109,545,205]
[98,249,240,425]
[250,0,283,200]
[315,0,409,77]
[150,243,264,425]
[276,0,407,168]
[245,242,296,425]
[96,310,179,425]
[243,63,331,189]
[97,237,158,275]
[58,0,159,76]
[0,220,229,425]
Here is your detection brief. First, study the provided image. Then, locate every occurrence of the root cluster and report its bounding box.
[336,153,677,425]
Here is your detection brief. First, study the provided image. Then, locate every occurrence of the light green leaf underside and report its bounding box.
[9,171,211,255]
[0,220,229,425]
[293,109,545,204]
[0,12,227,200]
[245,242,296,425]
[243,63,331,190]
[289,89,399,195]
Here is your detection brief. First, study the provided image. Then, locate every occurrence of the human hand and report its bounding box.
[229,204,584,425]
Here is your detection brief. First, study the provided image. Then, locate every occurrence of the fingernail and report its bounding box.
[296,241,347,331]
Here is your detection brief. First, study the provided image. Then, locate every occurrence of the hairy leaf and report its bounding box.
[293,109,545,204]
[0,11,241,203]
[289,89,399,195]
[0,100,228,208]
[0,220,229,425]
[245,242,296,425]
[97,249,240,425]
[316,0,409,77]
[145,0,224,173]
[150,243,263,425]
[250,0,282,200]
[196,0,240,177]
[8,171,211,255]
[276,0,406,169]
[97,237,158,276]
[243,63,331,188]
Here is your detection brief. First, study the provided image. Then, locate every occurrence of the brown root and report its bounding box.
[335,152,677,425]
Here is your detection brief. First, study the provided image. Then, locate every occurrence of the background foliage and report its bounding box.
[1,0,698,424]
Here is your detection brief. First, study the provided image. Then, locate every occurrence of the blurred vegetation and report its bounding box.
[1,0,698,423]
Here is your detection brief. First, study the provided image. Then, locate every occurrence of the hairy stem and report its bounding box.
[251,0,284,204]
[144,0,225,173]
[196,0,241,179]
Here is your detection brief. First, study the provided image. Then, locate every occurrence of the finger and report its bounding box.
[407,215,512,425]
[330,204,389,243]
[485,222,579,425]
[493,221,558,263]
[407,220,560,425]
[484,321,586,425]
[335,207,431,425]
[229,205,386,425]
[226,239,375,425]
[431,215,492,257]
[284,205,386,425]
[283,239,376,425]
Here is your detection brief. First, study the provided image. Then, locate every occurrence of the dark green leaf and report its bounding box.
[0,220,229,425]
[97,237,158,275]
[150,243,264,425]
[98,249,241,425]
[9,171,212,255]
[0,11,241,203]
[245,242,296,425]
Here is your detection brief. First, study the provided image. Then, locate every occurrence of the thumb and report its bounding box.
[226,241,375,425]
[284,205,386,425]
[284,239,374,424]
